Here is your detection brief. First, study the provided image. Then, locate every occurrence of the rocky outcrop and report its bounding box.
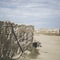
[0,21,34,59]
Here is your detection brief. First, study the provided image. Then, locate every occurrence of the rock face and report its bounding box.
[0,21,34,59]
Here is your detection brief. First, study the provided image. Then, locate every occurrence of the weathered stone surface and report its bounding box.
[0,21,34,59]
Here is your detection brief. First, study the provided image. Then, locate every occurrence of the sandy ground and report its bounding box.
[17,34,60,60]
[32,34,60,60]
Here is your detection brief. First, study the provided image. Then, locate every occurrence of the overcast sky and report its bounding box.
[0,0,60,29]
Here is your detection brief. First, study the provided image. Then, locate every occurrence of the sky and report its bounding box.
[0,0,60,29]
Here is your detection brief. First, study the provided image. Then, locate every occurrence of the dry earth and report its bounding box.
[17,34,60,60]
[33,34,60,60]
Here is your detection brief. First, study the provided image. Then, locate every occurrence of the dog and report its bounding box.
[32,41,42,48]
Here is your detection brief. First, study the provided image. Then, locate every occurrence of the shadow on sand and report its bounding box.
[28,47,40,59]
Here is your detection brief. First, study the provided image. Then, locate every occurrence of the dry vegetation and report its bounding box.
[35,29,60,36]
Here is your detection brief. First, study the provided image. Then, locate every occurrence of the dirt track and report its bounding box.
[33,34,60,60]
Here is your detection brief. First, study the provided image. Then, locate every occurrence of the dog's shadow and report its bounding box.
[28,47,40,59]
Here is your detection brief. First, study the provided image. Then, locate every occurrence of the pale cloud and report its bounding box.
[0,0,60,28]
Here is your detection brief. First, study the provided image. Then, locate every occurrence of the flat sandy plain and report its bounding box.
[18,34,60,60]
[32,34,60,60]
